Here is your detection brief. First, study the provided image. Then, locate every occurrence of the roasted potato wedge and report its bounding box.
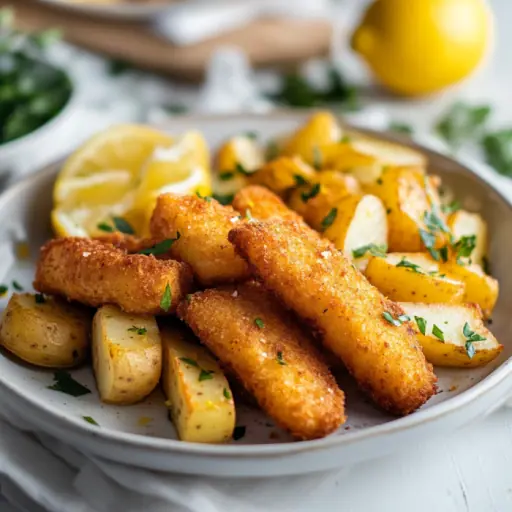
[214,135,265,196]
[322,194,388,268]
[0,293,91,368]
[161,322,235,444]
[288,171,361,227]
[401,302,502,368]
[443,262,498,317]
[365,253,465,303]
[448,210,488,266]
[249,156,316,196]
[92,305,162,404]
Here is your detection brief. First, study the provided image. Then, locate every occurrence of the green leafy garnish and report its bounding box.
[389,121,413,135]
[196,191,212,202]
[35,293,45,303]
[244,130,258,139]
[453,235,476,264]
[97,222,114,233]
[415,316,427,335]
[108,59,133,76]
[235,162,253,176]
[396,258,424,274]
[423,210,450,235]
[382,311,402,327]
[160,283,172,312]
[312,146,322,170]
[219,171,235,181]
[138,234,181,256]
[254,318,265,329]
[83,416,99,426]
[463,322,486,359]
[320,208,337,231]
[352,244,387,259]
[0,284,7,296]
[128,326,147,335]
[482,129,512,176]
[223,388,232,400]
[432,324,445,341]
[233,425,246,440]
[339,135,352,143]
[48,371,91,397]
[212,193,234,205]
[179,357,198,367]
[482,256,491,275]
[198,369,215,382]
[276,351,286,366]
[164,103,188,115]
[11,280,23,291]
[293,174,309,186]
[441,201,461,215]
[112,217,135,235]
[436,102,491,149]
[301,183,320,202]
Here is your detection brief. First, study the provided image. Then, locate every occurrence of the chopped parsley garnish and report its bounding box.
[233,425,246,440]
[389,121,413,135]
[432,324,445,341]
[112,217,135,235]
[179,357,198,367]
[0,285,7,296]
[382,311,409,327]
[352,244,387,259]
[482,256,491,275]
[244,130,258,139]
[482,129,512,177]
[223,388,232,400]
[160,283,172,312]
[128,325,147,335]
[293,174,309,186]
[196,191,212,202]
[97,222,114,233]
[212,193,234,205]
[12,280,23,291]
[235,162,253,176]
[439,246,449,263]
[340,135,352,143]
[301,183,320,202]
[254,317,265,329]
[376,178,383,185]
[312,146,322,170]
[138,234,181,255]
[320,208,337,231]
[48,371,91,397]
[396,258,424,273]
[441,201,461,215]
[276,351,286,365]
[453,235,476,264]
[463,322,486,359]
[219,171,235,181]
[198,369,215,382]
[423,210,450,235]
[415,316,427,335]
[83,416,99,426]
[35,293,45,303]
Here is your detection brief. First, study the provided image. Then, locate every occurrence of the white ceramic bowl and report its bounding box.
[0,111,511,478]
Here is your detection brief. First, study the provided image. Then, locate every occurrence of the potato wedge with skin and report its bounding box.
[92,305,161,404]
[400,302,502,368]
[288,171,361,226]
[365,253,465,303]
[448,210,488,266]
[0,293,91,368]
[213,135,265,196]
[161,322,235,444]
[249,156,316,196]
[322,194,388,268]
[442,262,498,317]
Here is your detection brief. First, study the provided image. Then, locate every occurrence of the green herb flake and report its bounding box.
[254,317,265,329]
[276,351,287,366]
[97,222,114,233]
[127,325,147,335]
[301,183,321,203]
[244,131,258,140]
[219,171,235,181]
[233,425,246,441]
[415,316,427,335]
[235,162,253,176]
[212,193,234,205]
[386,208,392,215]
[382,311,401,327]
[293,174,308,186]
[160,283,172,312]
[179,357,199,367]
[320,208,338,231]
[339,135,352,143]
[352,244,387,259]
[108,59,133,76]
[196,191,212,202]
[35,293,45,304]
[376,178,383,185]
[0,285,7,297]
[397,314,411,323]
[198,369,215,382]
[396,258,424,274]
[112,217,135,235]
[482,129,512,177]
[48,371,91,397]
[223,388,232,400]
[432,324,445,342]
[462,322,486,359]
[439,245,449,263]
[389,121,413,135]
[441,201,461,215]
[453,235,476,263]
[312,146,323,170]
[83,416,99,426]
[138,234,181,256]
[482,256,491,275]
[11,280,23,291]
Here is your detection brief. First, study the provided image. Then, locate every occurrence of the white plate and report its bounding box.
[38,0,175,21]
[1,111,512,478]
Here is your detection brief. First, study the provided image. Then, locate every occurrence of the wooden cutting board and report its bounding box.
[3,0,333,81]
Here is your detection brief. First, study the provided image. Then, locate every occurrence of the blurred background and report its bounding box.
[0,0,509,180]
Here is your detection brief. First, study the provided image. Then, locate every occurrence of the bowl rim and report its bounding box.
[1,109,511,459]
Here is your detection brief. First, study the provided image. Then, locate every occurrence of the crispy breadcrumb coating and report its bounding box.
[178,281,345,440]
[229,221,437,416]
[34,237,193,315]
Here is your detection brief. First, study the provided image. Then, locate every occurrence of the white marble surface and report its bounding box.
[1,0,512,511]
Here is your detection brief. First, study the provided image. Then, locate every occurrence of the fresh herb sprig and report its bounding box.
[463,322,486,359]
[352,244,387,259]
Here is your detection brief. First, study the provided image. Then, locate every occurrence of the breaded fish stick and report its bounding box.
[232,185,303,222]
[34,238,193,315]
[229,221,437,416]
[150,194,250,287]
[178,281,345,440]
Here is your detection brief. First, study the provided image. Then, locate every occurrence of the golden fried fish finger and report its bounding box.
[177,281,345,440]
[150,194,250,286]
[34,238,193,315]
[232,185,303,222]
[229,221,437,416]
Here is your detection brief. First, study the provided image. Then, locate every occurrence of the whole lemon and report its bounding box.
[351,0,493,96]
